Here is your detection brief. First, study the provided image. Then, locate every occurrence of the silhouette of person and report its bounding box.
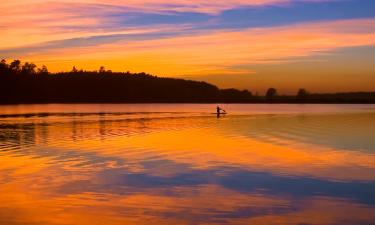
[216,106,226,117]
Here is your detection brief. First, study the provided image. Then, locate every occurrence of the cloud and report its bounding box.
[0,0,366,49]
[1,0,374,80]
[2,0,333,15]
[8,18,373,76]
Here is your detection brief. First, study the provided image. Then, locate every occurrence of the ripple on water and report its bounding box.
[0,106,374,225]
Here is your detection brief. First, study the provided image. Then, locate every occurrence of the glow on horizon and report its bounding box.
[1,0,374,93]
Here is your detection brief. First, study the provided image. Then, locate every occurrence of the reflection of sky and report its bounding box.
[0,105,375,224]
[59,166,375,205]
[220,113,375,153]
[1,0,375,93]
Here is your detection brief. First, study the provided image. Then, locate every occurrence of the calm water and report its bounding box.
[0,104,374,225]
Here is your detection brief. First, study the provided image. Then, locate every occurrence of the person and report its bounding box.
[216,106,226,114]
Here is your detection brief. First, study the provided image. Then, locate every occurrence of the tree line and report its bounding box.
[1,59,374,104]
[0,59,253,103]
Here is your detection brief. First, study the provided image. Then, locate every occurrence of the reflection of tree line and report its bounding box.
[1,59,374,103]
[0,116,168,148]
[0,123,37,150]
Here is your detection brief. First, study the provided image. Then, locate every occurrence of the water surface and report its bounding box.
[0,104,374,225]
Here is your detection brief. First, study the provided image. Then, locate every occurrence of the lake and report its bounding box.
[0,104,374,225]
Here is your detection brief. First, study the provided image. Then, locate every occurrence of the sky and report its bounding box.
[1,0,375,94]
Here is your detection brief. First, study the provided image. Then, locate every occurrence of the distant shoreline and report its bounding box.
[2,100,375,105]
[1,59,375,104]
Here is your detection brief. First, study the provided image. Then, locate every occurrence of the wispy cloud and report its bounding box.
[1,0,374,92]
[1,0,370,49]
[2,1,334,15]
[7,18,374,76]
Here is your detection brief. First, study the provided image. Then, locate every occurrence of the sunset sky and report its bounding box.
[1,0,375,94]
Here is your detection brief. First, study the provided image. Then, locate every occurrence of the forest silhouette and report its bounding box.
[1,59,374,104]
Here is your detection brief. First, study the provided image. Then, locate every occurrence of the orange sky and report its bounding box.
[1,0,374,93]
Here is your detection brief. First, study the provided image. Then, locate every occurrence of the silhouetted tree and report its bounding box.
[72,66,78,73]
[266,88,277,100]
[9,60,21,73]
[1,59,373,104]
[99,66,106,73]
[297,88,309,100]
[37,65,49,75]
[0,59,8,73]
[21,62,37,74]
[0,59,257,103]
[219,88,252,102]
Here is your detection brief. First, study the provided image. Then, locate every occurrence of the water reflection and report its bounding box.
[0,104,374,225]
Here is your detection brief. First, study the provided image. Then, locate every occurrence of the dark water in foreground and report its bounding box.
[0,104,374,225]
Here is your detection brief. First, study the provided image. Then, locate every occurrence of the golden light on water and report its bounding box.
[0,104,374,224]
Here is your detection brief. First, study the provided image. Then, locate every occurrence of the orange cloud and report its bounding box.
[1,0,324,15]
[0,0,334,48]
[15,18,375,76]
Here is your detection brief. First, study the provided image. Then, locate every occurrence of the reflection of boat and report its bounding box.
[211,112,227,115]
